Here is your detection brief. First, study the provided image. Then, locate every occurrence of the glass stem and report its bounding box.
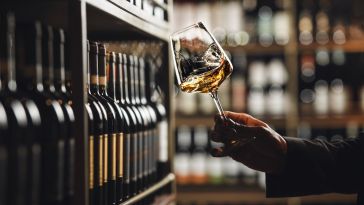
[209,90,227,120]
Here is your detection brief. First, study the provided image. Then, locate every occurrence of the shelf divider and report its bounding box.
[120,173,175,205]
[86,0,169,41]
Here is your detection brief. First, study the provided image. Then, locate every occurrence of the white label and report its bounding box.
[158,120,168,162]
[206,156,223,178]
[194,126,208,148]
[222,157,240,177]
[174,153,190,177]
[190,153,207,176]
[177,126,191,149]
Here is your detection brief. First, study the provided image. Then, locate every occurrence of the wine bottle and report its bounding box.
[52,29,76,193]
[16,21,66,205]
[139,57,161,186]
[118,53,138,200]
[135,56,157,190]
[0,101,6,205]
[174,126,192,185]
[89,42,117,205]
[0,13,30,205]
[87,41,106,205]
[125,55,144,195]
[190,126,208,185]
[86,103,94,205]
[2,13,43,205]
[107,51,132,202]
[141,58,170,180]
[41,26,76,205]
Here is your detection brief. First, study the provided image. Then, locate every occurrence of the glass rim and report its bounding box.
[170,21,206,38]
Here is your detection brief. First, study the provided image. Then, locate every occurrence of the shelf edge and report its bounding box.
[86,0,169,41]
[120,173,175,205]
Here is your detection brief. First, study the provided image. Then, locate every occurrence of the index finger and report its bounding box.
[224,111,269,128]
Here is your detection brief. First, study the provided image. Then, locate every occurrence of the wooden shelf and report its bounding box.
[177,188,356,204]
[121,173,175,205]
[175,115,286,128]
[299,40,364,53]
[152,194,176,205]
[86,0,169,41]
[224,44,285,55]
[299,113,364,128]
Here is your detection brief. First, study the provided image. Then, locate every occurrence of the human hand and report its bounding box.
[210,111,287,174]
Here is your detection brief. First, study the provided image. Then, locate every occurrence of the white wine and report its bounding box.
[180,58,232,93]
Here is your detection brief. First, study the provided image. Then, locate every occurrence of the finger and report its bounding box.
[209,130,224,143]
[224,111,268,127]
[210,147,229,157]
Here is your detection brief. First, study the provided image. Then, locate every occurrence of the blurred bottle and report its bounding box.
[257,5,274,47]
[315,4,330,45]
[298,9,314,45]
[198,94,215,115]
[247,61,266,116]
[174,126,191,185]
[330,79,348,115]
[190,126,208,185]
[231,53,247,112]
[273,7,290,45]
[222,157,240,185]
[177,92,197,115]
[207,140,223,185]
[299,54,316,114]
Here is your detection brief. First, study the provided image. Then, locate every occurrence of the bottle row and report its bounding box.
[299,51,364,115]
[176,49,364,118]
[297,0,364,45]
[86,40,170,205]
[0,13,75,205]
[0,12,170,205]
[174,125,265,188]
[173,0,290,47]
[174,122,362,188]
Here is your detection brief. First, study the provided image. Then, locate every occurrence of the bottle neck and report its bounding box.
[54,36,66,93]
[133,60,141,104]
[98,51,108,95]
[122,60,130,104]
[42,27,55,93]
[126,61,135,105]
[0,13,17,92]
[139,59,147,104]
[17,23,44,92]
[145,57,154,103]
[115,57,123,104]
[108,57,117,101]
[89,48,99,94]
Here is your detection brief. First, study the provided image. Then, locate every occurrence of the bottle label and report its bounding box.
[99,134,104,186]
[158,121,168,162]
[143,130,149,177]
[118,133,124,178]
[104,134,108,183]
[124,133,130,183]
[99,76,106,86]
[89,135,94,189]
[131,133,138,181]
[90,75,98,85]
[112,133,117,180]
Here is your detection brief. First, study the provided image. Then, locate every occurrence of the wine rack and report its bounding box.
[1,0,175,205]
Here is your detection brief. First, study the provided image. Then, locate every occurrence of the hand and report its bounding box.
[210,111,287,174]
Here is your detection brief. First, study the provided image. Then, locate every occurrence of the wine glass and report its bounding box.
[170,22,233,120]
